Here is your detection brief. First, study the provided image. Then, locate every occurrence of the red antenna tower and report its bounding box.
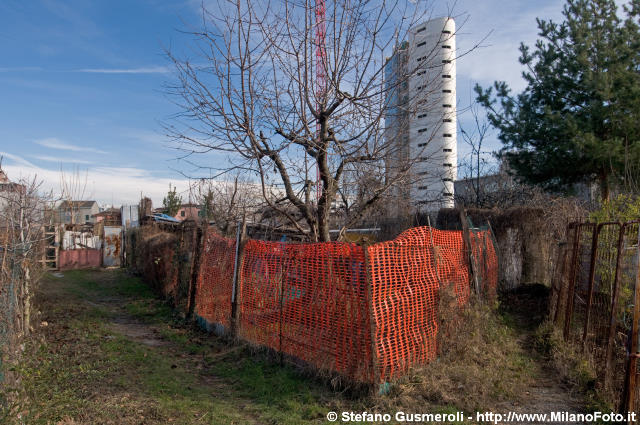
[315,0,326,203]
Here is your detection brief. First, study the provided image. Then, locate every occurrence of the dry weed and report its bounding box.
[379,284,535,412]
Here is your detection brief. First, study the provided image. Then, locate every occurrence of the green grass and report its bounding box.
[1,269,339,425]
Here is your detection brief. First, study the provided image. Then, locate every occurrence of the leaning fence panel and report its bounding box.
[367,227,497,383]
[554,220,640,412]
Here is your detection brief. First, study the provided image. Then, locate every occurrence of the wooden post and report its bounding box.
[230,220,246,338]
[459,207,479,295]
[186,225,205,319]
[363,245,379,388]
[279,253,287,365]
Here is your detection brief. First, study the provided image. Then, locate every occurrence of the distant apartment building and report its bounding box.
[57,200,99,225]
[385,17,457,213]
[174,203,202,221]
[93,207,121,225]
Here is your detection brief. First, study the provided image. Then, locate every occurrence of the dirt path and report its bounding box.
[496,285,585,423]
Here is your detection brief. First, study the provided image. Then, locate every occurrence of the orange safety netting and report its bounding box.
[191,225,498,384]
[367,227,472,382]
[238,240,373,382]
[195,232,236,330]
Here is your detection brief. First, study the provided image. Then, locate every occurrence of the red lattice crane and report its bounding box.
[315,0,326,203]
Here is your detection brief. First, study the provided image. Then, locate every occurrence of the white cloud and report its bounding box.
[455,0,565,91]
[76,66,170,74]
[35,137,107,154]
[121,129,168,146]
[0,151,38,168]
[33,155,93,165]
[1,160,191,207]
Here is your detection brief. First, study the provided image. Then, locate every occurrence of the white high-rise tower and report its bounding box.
[385,17,456,213]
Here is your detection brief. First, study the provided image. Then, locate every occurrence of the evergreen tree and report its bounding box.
[162,184,182,216]
[200,189,215,221]
[476,0,640,199]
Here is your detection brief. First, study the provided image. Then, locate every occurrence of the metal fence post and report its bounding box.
[605,223,626,390]
[582,223,599,347]
[622,227,640,415]
[564,223,582,340]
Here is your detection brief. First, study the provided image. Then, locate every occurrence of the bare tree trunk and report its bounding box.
[165,0,475,240]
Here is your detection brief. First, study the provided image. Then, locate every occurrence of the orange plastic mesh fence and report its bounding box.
[238,240,373,382]
[188,225,497,384]
[195,232,236,330]
[367,226,474,382]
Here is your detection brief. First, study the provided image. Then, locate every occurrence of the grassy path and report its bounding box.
[2,269,346,424]
[0,270,587,424]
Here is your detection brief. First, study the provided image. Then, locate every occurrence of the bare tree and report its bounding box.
[0,169,53,340]
[194,176,266,236]
[457,101,494,207]
[59,166,88,225]
[166,0,472,241]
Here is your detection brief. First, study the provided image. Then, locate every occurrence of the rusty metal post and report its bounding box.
[605,223,626,390]
[582,223,600,347]
[621,225,640,414]
[552,242,568,324]
[564,223,582,340]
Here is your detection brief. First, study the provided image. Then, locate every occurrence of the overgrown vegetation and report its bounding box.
[376,284,582,415]
[589,193,640,223]
[384,286,533,411]
[533,322,610,412]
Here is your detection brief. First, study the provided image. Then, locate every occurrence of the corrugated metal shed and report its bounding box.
[121,205,139,229]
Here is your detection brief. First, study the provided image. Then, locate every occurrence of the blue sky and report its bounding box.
[0,0,565,206]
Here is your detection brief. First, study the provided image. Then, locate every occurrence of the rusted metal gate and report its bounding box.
[552,220,640,415]
[103,226,122,267]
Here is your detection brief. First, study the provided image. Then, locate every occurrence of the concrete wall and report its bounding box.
[437,207,555,290]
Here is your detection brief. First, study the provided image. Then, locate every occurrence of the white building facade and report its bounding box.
[385,17,457,212]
